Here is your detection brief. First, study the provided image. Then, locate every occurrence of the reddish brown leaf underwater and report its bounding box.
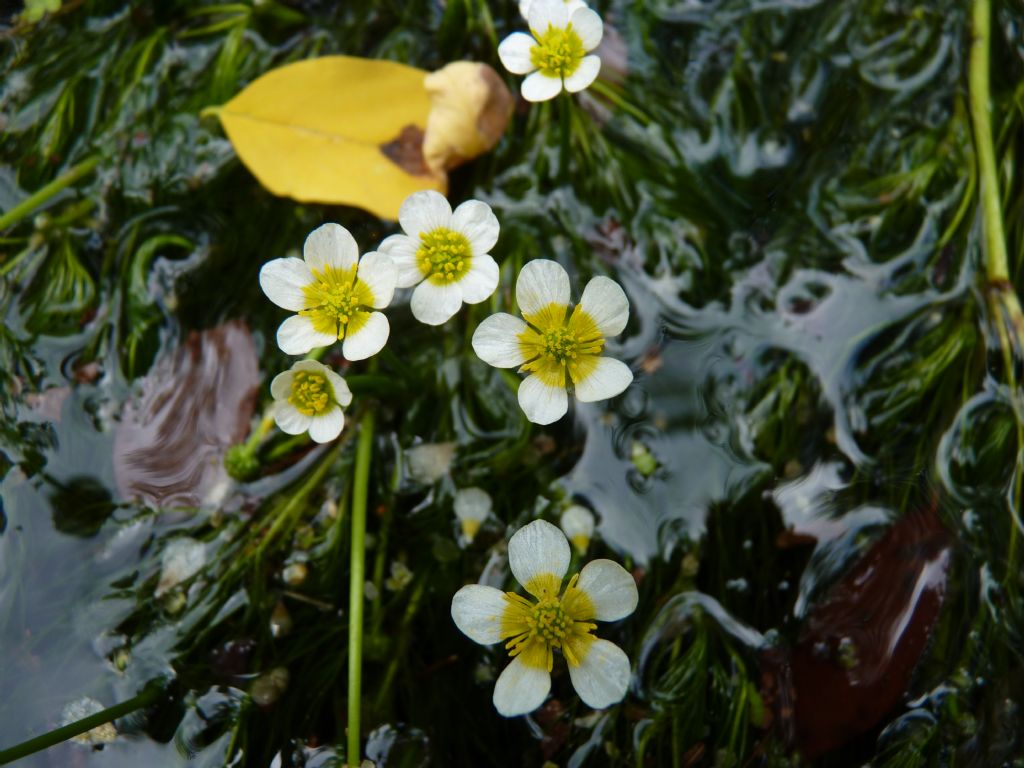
[766,502,952,758]
[113,321,259,508]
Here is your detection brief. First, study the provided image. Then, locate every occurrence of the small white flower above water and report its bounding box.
[454,486,493,543]
[498,0,603,102]
[378,191,500,326]
[260,223,398,358]
[271,360,353,444]
[560,505,595,554]
[451,519,638,716]
[472,259,633,425]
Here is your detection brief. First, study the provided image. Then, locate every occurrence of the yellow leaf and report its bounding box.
[214,56,446,221]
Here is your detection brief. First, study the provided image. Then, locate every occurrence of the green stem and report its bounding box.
[968,0,1009,282]
[0,155,101,232]
[970,0,1024,575]
[0,683,163,765]
[347,408,375,767]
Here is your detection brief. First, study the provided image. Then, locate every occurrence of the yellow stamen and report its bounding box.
[518,303,605,388]
[288,370,335,416]
[417,227,473,284]
[299,264,375,339]
[530,24,586,79]
[500,572,598,670]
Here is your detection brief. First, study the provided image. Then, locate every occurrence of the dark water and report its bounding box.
[1,1,1022,766]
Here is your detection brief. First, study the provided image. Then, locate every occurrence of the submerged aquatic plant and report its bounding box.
[472,259,633,424]
[451,519,638,716]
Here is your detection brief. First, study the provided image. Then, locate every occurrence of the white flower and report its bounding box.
[270,360,353,444]
[260,223,398,359]
[451,519,638,716]
[377,191,500,326]
[560,505,595,554]
[472,259,633,425]
[519,0,588,21]
[405,441,457,484]
[498,0,603,102]
[454,487,493,543]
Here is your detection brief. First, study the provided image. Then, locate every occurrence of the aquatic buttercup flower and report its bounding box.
[454,486,493,543]
[270,360,353,443]
[378,191,500,326]
[472,259,633,425]
[560,505,595,554]
[498,0,603,102]
[451,519,638,716]
[260,223,398,358]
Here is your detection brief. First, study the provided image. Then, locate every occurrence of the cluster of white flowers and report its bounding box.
[252,0,635,720]
[258,190,503,442]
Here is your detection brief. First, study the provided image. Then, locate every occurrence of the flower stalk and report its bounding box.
[347,406,375,766]
[969,0,1024,575]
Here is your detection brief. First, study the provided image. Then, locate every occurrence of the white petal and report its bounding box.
[518,373,569,425]
[472,313,530,368]
[576,559,638,621]
[259,258,313,312]
[270,370,295,400]
[308,405,345,443]
[276,315,336,355]
[291,359,330,375]
[573,357,633,402]
[378,233,425,288]
[451,584,507,645]
[357,252,398,308]
[323,368,353,407]
[459,255,499,304]
[493,655,551,717]
[518,0,532,18]
[411,280,463,326]
[452,200,500,255]
[454,487,492,523]
[579,276,629,336]
[342,311,389,361]
[521,71,563,102]
[508,519,570,591]
[497,32,538,76]
[303,223,359,273]
[570,8,602,50]
[529,0,568,36]
[516,259,570,318]
[399,190,452,239]
[274,402,311,436]
[567,638,630,710]
[564,54,601,93]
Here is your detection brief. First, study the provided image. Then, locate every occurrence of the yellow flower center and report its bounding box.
[300,264,374,339]
[501,573,597,670]
[518,303,605,388]
[530,24,585,79]
[288,370,334,416]
[417,227,472,284]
